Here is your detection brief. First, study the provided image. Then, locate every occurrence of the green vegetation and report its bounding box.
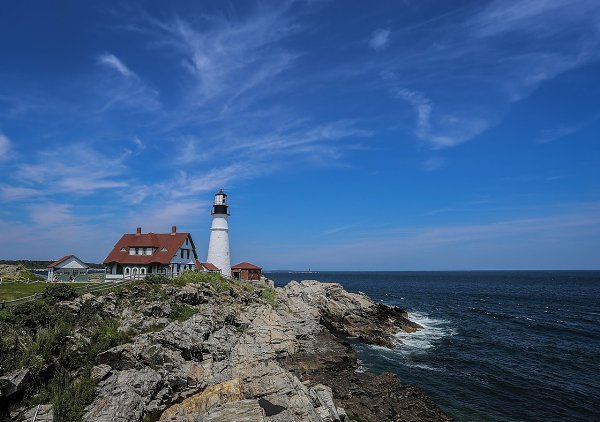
[0,282,47,301]
[0,269,275,420]
[0,282,98,302]
[42,284,77,303]
[144,274,171,284]
[15,265,45,281]
[261,287,278,307]
[0,293,132,421]
[174,270,234,291]
[169,303,197,322]
[35,368,96,422]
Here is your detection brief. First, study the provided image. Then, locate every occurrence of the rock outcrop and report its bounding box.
[78,280,450,422]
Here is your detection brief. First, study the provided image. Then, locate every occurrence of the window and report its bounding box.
[181,249,184,259]
[135,247,139,255]
[186,249,190,259]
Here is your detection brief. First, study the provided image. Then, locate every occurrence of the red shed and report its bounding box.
[231,262,262,281]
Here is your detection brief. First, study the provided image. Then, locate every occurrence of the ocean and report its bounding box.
[266,271,600,422]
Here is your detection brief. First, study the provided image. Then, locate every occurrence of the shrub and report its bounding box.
[84,318,133,364]
[36,367,96,422]
[42,284,77,303]
[175,270,233,291]
[169,303,197,322]
[144,274,170,284]
[261,287,278,307]
[16,268,45,281]
[9,300,57,329]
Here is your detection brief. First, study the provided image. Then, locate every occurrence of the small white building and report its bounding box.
[47,255,90,282]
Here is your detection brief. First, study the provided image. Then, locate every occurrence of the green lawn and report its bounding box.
[0,282,93,302]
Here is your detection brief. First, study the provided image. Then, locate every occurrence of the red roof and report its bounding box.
[231,262,262,270]
[103,232,194,265]
[201,262,220,271]
[48,255,88,268]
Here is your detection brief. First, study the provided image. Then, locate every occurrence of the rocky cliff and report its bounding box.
[2,277,451,421]
[78,279,450,422]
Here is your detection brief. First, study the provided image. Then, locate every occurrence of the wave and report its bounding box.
[394,311,456,356]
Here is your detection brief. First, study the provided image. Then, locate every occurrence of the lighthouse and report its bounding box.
[206,189,231,277]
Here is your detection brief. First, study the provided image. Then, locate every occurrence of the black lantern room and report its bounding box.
[211,189,229,215]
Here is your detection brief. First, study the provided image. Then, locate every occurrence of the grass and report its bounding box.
[0,282,100,302]
[0,294,134,421]
[169,303,197,322]
[261,287,278,307]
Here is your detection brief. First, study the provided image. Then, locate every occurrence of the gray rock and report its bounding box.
[81,279,448,422]
[22,404,53,421]
[0,368,30,400]
[144,301,172,317]
[91,364,112,382]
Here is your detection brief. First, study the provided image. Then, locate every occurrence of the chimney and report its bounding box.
[136,227,142,235]
[171,226,177,235]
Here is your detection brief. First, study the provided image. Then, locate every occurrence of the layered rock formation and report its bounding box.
[79,280,450,422]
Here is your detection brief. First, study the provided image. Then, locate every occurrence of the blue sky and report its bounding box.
[0,0,599,270]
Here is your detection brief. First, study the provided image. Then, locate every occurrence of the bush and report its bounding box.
[16,268,45,281]
[8,300,57,329]
[35,367,96,422]
[84,318,133,364]
[261,287,278,307]
[169,303,197,322]
[42,284,77,303]
[144,274,171,284]
[175,270,233,291]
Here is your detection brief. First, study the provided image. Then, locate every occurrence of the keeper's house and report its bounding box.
[104,226,204,279]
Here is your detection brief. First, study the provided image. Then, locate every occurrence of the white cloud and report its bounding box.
[0,185,42,201]
[28,203,73,227]
[132,136,146,151]
[98,53,134,77]
[395,88,489,149]
[0,133,12,160]
[97,53,160,112]
[14,142,130,195]
[379,0,600,148]
[125,200,206,233]
[369,28,390,51]
[147,5,298,107]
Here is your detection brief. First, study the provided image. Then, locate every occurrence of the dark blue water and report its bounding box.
[266,271,600,422]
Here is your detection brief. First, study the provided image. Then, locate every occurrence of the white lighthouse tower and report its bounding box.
[206,189,231,277]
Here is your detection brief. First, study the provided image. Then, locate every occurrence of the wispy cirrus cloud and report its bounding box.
[0,133,13,160]
[98,53,134,78]
[383,0,600,149]
[97,52,160,112]
[394,87,489,149]
[147,4,299,108]
[14,142,130,195]
[369,28,390,51]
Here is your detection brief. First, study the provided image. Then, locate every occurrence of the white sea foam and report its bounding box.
[394,311,455,356]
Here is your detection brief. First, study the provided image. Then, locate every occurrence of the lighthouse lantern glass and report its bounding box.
[215,193,226,205]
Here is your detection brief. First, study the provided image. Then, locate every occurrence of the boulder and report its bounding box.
[0,368,30,400]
